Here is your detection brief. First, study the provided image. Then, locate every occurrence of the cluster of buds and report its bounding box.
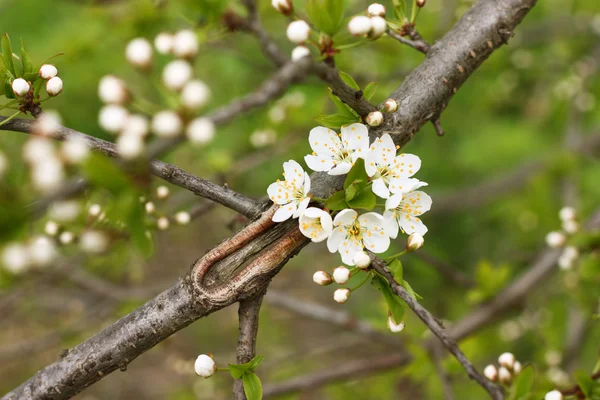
[348,3,387,39]
[364,98,399,128]
[1,235,57,275]
[11,63,63,98]
[46,202,110,253]
[142,186,192,231]
[194,354,217,378]
[483,352,523,385]
[312,251,372,304]
[544,206,581,270]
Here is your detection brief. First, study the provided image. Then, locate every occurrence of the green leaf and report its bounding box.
[345,182,358,201]
[314,114,358,129]
[4,79,14,98]
[402,279,423,300]
[392,0,406,20]
[509,365,534,400]
[82,154,132,194]
[242,371,263,400]
[346,186,376,210]
[339,70,360,90]
[247,355,264,371]
[306,0,345,36]
[328,89,357,119]
[20,39,33,74]
[363,82,378,101]
[1,33,16,77]
[344,158,369,190]
[12,53,23,78]
[371,275,405,324]
[228,364,247,379]
[324,190,348,211]
[574,370,594,398]
[388,259,403,282]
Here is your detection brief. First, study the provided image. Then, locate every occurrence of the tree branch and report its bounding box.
[387,29,431,54]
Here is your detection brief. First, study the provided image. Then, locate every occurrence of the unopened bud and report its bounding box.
[98,75,128,105]
[348,16,373,37]
[186,117,215,146]
[313,271,333,286]
[162,59,193,91]
[59,231,75,245]
[46,77,63,96]
[544,390,563,400]
[513,361,522,375]
[365,111,383,127]
[154,32,174,54]
[194,354,216,378]
[387,316,405,332]
[333,266,351,284]
[291,46,311,62]
[367,3,386,17]
[145,201,156,214]
[156,185,170,199]
[416,0,426,7]
[181,80,211,110]
[44,221,60,237]
[271,0,293,15]
[99,105,129,133]
[286,20,310,44]
[562,220,579,234]
[483,364,498,381]
[152,111,182,138]
[353,251,371,268]
[498,366,512,384]
[117,133,144,159]
[39,64,58,80]
[406,233,424,251]
[175,211,191,225]
[383,98,399,112]
[333,288,351,304]
[12,78,30,97]
[545,231,566,248]
[80,230,109,253]
[88,204,102,217]
[558,206,576,222]
[369,16,387,39]
[498,352,515,369]
[125,38,153,68]
[157,216,170,230]
[173,30,199,59]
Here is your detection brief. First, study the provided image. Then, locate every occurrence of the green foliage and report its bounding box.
[229,356,264,400]
[371,274,405,325]
[343,159,376,210]
[2,33,16,77]
[339,70,359,90]
[306,0,345,36]
[325,190,348,211]
[509,366,534,400]
[467,260,511,304]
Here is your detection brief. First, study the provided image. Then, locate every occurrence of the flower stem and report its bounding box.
[216,367,230,372]
[0,110,22,127]
[383,250,406,261]
[350,272,371,292]
[410,0,419,24]
[311,196,328,203]
[0,99,19,111]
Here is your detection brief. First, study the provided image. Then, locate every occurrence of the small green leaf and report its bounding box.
[328,89,358,119]
[20,39,33,74]
[228,364,247,379]
[392,0,406,20]
[12,53,23,78]
[339,71,360,90]
[344,159,369,190]
[388,259,403,282]
[306,0,345,36]
[401,279,423,300]
[247,355,264,371]
[324,190,348,211]
[345,182,358,201]
[1,33,16,77]
[363,82,378,101]
[371,275,405,324]
[242,371,263,400]
[574,370,594,398]
[346,187,376,210]
[314,114,358,129]
[509,365,534,400]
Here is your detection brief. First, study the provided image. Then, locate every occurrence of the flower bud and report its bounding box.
[313,270,333,286]
[383,98,399,112]
[558,206,576,222]
[544,390,563,400]
[513,361,522,375]
[29,236,57,267]
[562,220,579,234]
[353,251,371,269]
[145,201,156,214]
[61,137,90,164]
[59,231,75,245]
[406,233,424,252]
[44,221,60,237]
[39,64,58,80]
[291,46,310,62]
[88,204,102,218]
[387,316,405,332]
[498,366,512,384]
[333,266,350,284]
[416,0,426,7]
[12,78,30,97]
[173,30,199,59]
[156,185,170,199]
[333,288,351,303]
[122,114,150,137]
[286,20,310,44]
[152,111,182,138]
[181,80,211,110]
[175,211,191,225]
[46,77,63,96]
[545,231,566,248]
[31,157,64,193]
[80,230,109,254]
[272,0,293,15]
[367,3,386,17]
[99,105,129,133]
[125,38,153,68]
[365,111,383,127]
[98,75,128,105]
[483,364,498,381]
[157,216,170,230]
[154,32,174,54]
[348,16,373,37]
[23,137,55,164]
[194,354,216,378]
[33,111,62,137]
[117,133,144,159]
[186,117,215,145]
[369,16,387,39]
[2,243,30,274]
[162,59,193,91]
[498,352,515,369]
[50,201,81,222]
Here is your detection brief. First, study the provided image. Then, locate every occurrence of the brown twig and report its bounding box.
[387,29,431,54]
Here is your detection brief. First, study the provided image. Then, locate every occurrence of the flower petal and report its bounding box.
[267,181,293,205]
[385,193,403,210]
[341,123,369,153]
[365,151,379,177]
[304,154,335,172]
[283,160,304,185]
[369,134,396,166]
[390,153,421,178]
[371,178,390,199]
[339,237,363,266]
[389,178,428,194]
[363,229,391,253]
[309,126,341,156]
[398,213,428,236]
[383,210,399,239]
[328,161,352,175]
[327,227,346,253]
[303,172,311,194]
[293,197,310,218]
[272,202,297,222]
[401,190,432,216]
[333,208,358,226]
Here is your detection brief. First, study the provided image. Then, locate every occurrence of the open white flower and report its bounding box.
[384,190,432,238]
[366,133,427,198]
[267,160,311,222]
[304,123,369,175]
[299,207,333,242]
[327,209,389,265]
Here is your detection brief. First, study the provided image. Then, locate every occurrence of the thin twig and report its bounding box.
[387,29,431,54]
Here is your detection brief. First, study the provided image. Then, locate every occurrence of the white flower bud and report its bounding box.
[186,117,215,145]
[122,114,150,137]
[559,206,576,222]
[23,137,55,163]
[0,151,7,178]
[353,251,371,269]
[152,111,182,137]
[333,288,351,304]
[39,64,58,80]
[12,78,30,96]
[145,201,156,214]
[173,30,199,58]
[272,0,293,15]
[88,204,102,218]
[29,236,57,267]
[369,16,387,39]
[268,106,286,123]
[313,271,333,286]
[483,364,498,381]
[558,246,579,270]
[367,3,386,17]
[156,185,170,199]
[2,243,30,274]
[498,352,515,369]
[181,80,211,110]
[162,60,193,91]
[250,129,276,148]
[545,350,562,366]
[544,390,563,400]
[286,20,310,44]
[125,38,153,68]
[348,16,373,37]
[545,231,566,248]
[194,354,216,378]
[99,105,129,133]
[333,266,351,284]
[513,361,522,375]
[46,77,63,96]
[98,75,128,105]
[32,111,62,137]
[44,220,60,236]
[157,216,170,230]
[407,233,424,252]
[59,231,75,245]
[61,137,90,164]
[383,98,399,112]
[562,220,579,234]
[32,157,64,192]
[366,111,383,127]
[387,316,405,332]
[80,230,109,253]
[117,133,145,159]
[154,32,174,54]
[562,246,579,260]
[498,366,512,384]
[416,0,426,6]
[50,201,80,222]
[175,211,191,225]
[291,46,310,62]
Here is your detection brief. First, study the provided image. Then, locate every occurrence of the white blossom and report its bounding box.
[99,105,129,133]
[369,16,387,39]
[558,246,578,270]
[59,231,75,245]
[299,207,333,242]
[32,157,64,192]
[46,77,63,96]
[23,137,55,163]
[173,30,199,58]
[313,271,333,286]
[154,32,174,54]
[291,46,310,61]
[175,211,191,225]
[98,75,128,105]
[498,352,516,369]
[157,217,170,230]
[365,111,383,126]
[384,190,432,238]
[333,288,351,304]
[12,78,30,96]
[513,361,522,375]
[145,201,156,214]
[29,236,57,267]
[267,160,311,222]
[61,137,90,164]
[286,20,310,44]
[122,114,150,137]
[498,366,512,384]
[387,316,405,332]
[80,230,109,253]
[250,129,276,148]
[50,200,80,222]
[125,38,153,68]
[559,206,576,222]
[181,80,211,110]
[353,251,371,269]
[367,3,386,17]
[152,111,182,137]
[545,231,566,248]
[194,354,216,378]
[186,117,215,145]
[483,365,498,381]
[406,233,424,251]
[39,64,58,80]
[88,204,102,217]
[544,390,563,400]
[117,133,145,159]
[327,209,389,265]
[268,106,286,123]
[304,124,369,175]
[2,243,30,274]
[156,185,170,199]
[272,0,293,15]
[333,266,350,284]
[383,98,399,112]
[32,111,62,137]
[162,60,193,91]
[348,16,373,36]
[366,133,426,199]
[44,220,60,236]
[562,220,579,234]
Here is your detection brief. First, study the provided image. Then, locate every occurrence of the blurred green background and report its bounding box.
[0,0,599,398]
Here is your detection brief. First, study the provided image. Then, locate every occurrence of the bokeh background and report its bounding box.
[1,0,599,398]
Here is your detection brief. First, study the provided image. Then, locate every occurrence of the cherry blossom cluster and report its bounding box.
[11,63,63,99]
[544,206,580,270]
[97,30,215,160]
[483,352,523,385]
[347,3,388,40]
